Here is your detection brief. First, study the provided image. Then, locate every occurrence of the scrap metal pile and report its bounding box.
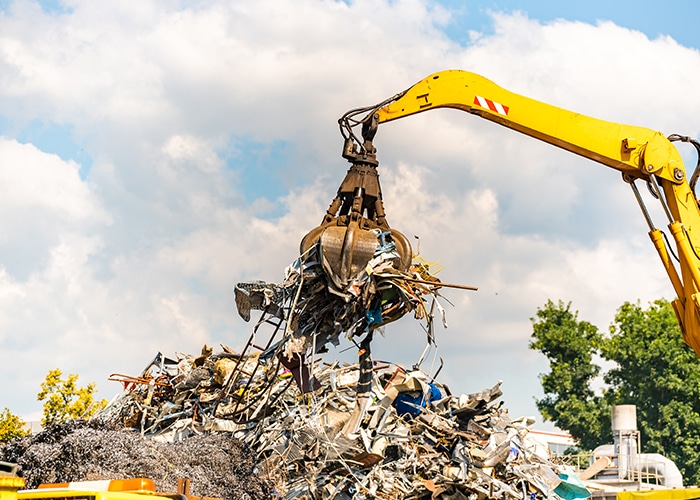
[2,219,588,498]
[94,344,589,500]
[88,148,588,498]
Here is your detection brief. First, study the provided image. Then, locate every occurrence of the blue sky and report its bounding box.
[1,0,699,436]
[443,0,700,47]
[10,0,699,205]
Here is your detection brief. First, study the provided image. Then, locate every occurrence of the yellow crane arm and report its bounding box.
[372,70,700,355]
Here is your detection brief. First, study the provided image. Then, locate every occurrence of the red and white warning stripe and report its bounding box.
[473,95,509,116]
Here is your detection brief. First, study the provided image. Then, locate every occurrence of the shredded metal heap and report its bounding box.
[82,346,589,500]
[0,420,269,500]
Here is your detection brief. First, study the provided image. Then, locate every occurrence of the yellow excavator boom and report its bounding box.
[370,70,700,355]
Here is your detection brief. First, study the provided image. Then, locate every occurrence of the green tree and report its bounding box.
[602,300,700,483]
[530,299,700,485]
[529,299,608,450]
[37,369,108,427]
[0,408,29,443]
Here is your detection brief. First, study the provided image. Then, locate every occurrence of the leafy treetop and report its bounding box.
[530,298,700,485]
[37,369,108,428]
[0,408,29,443]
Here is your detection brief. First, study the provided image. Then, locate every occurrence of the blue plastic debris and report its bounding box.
[366,307,383,326]
[393,383,442,417]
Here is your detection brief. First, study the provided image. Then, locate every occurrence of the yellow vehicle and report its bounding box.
[0,463,24,500]
[15,477,219,500]
[304,70,700,357]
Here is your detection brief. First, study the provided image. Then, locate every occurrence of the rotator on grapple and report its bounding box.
[299,100,413,289]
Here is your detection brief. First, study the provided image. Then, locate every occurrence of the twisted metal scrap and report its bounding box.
[95,351,580,499]
[90,240,583,498]
[234,241,449,361]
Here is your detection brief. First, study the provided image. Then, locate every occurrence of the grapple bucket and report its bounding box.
[319,221,379,287]
[300,140,412,288]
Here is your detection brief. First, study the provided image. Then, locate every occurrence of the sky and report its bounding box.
[2,0,700,435]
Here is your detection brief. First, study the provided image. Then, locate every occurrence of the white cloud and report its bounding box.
[0,139,105,224]
[0,138,109,279]
[0,1,698,426]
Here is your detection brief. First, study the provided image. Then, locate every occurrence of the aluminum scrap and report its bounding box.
[97,347,589,500]
[233,235,452,364]
[94,234,587,498]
